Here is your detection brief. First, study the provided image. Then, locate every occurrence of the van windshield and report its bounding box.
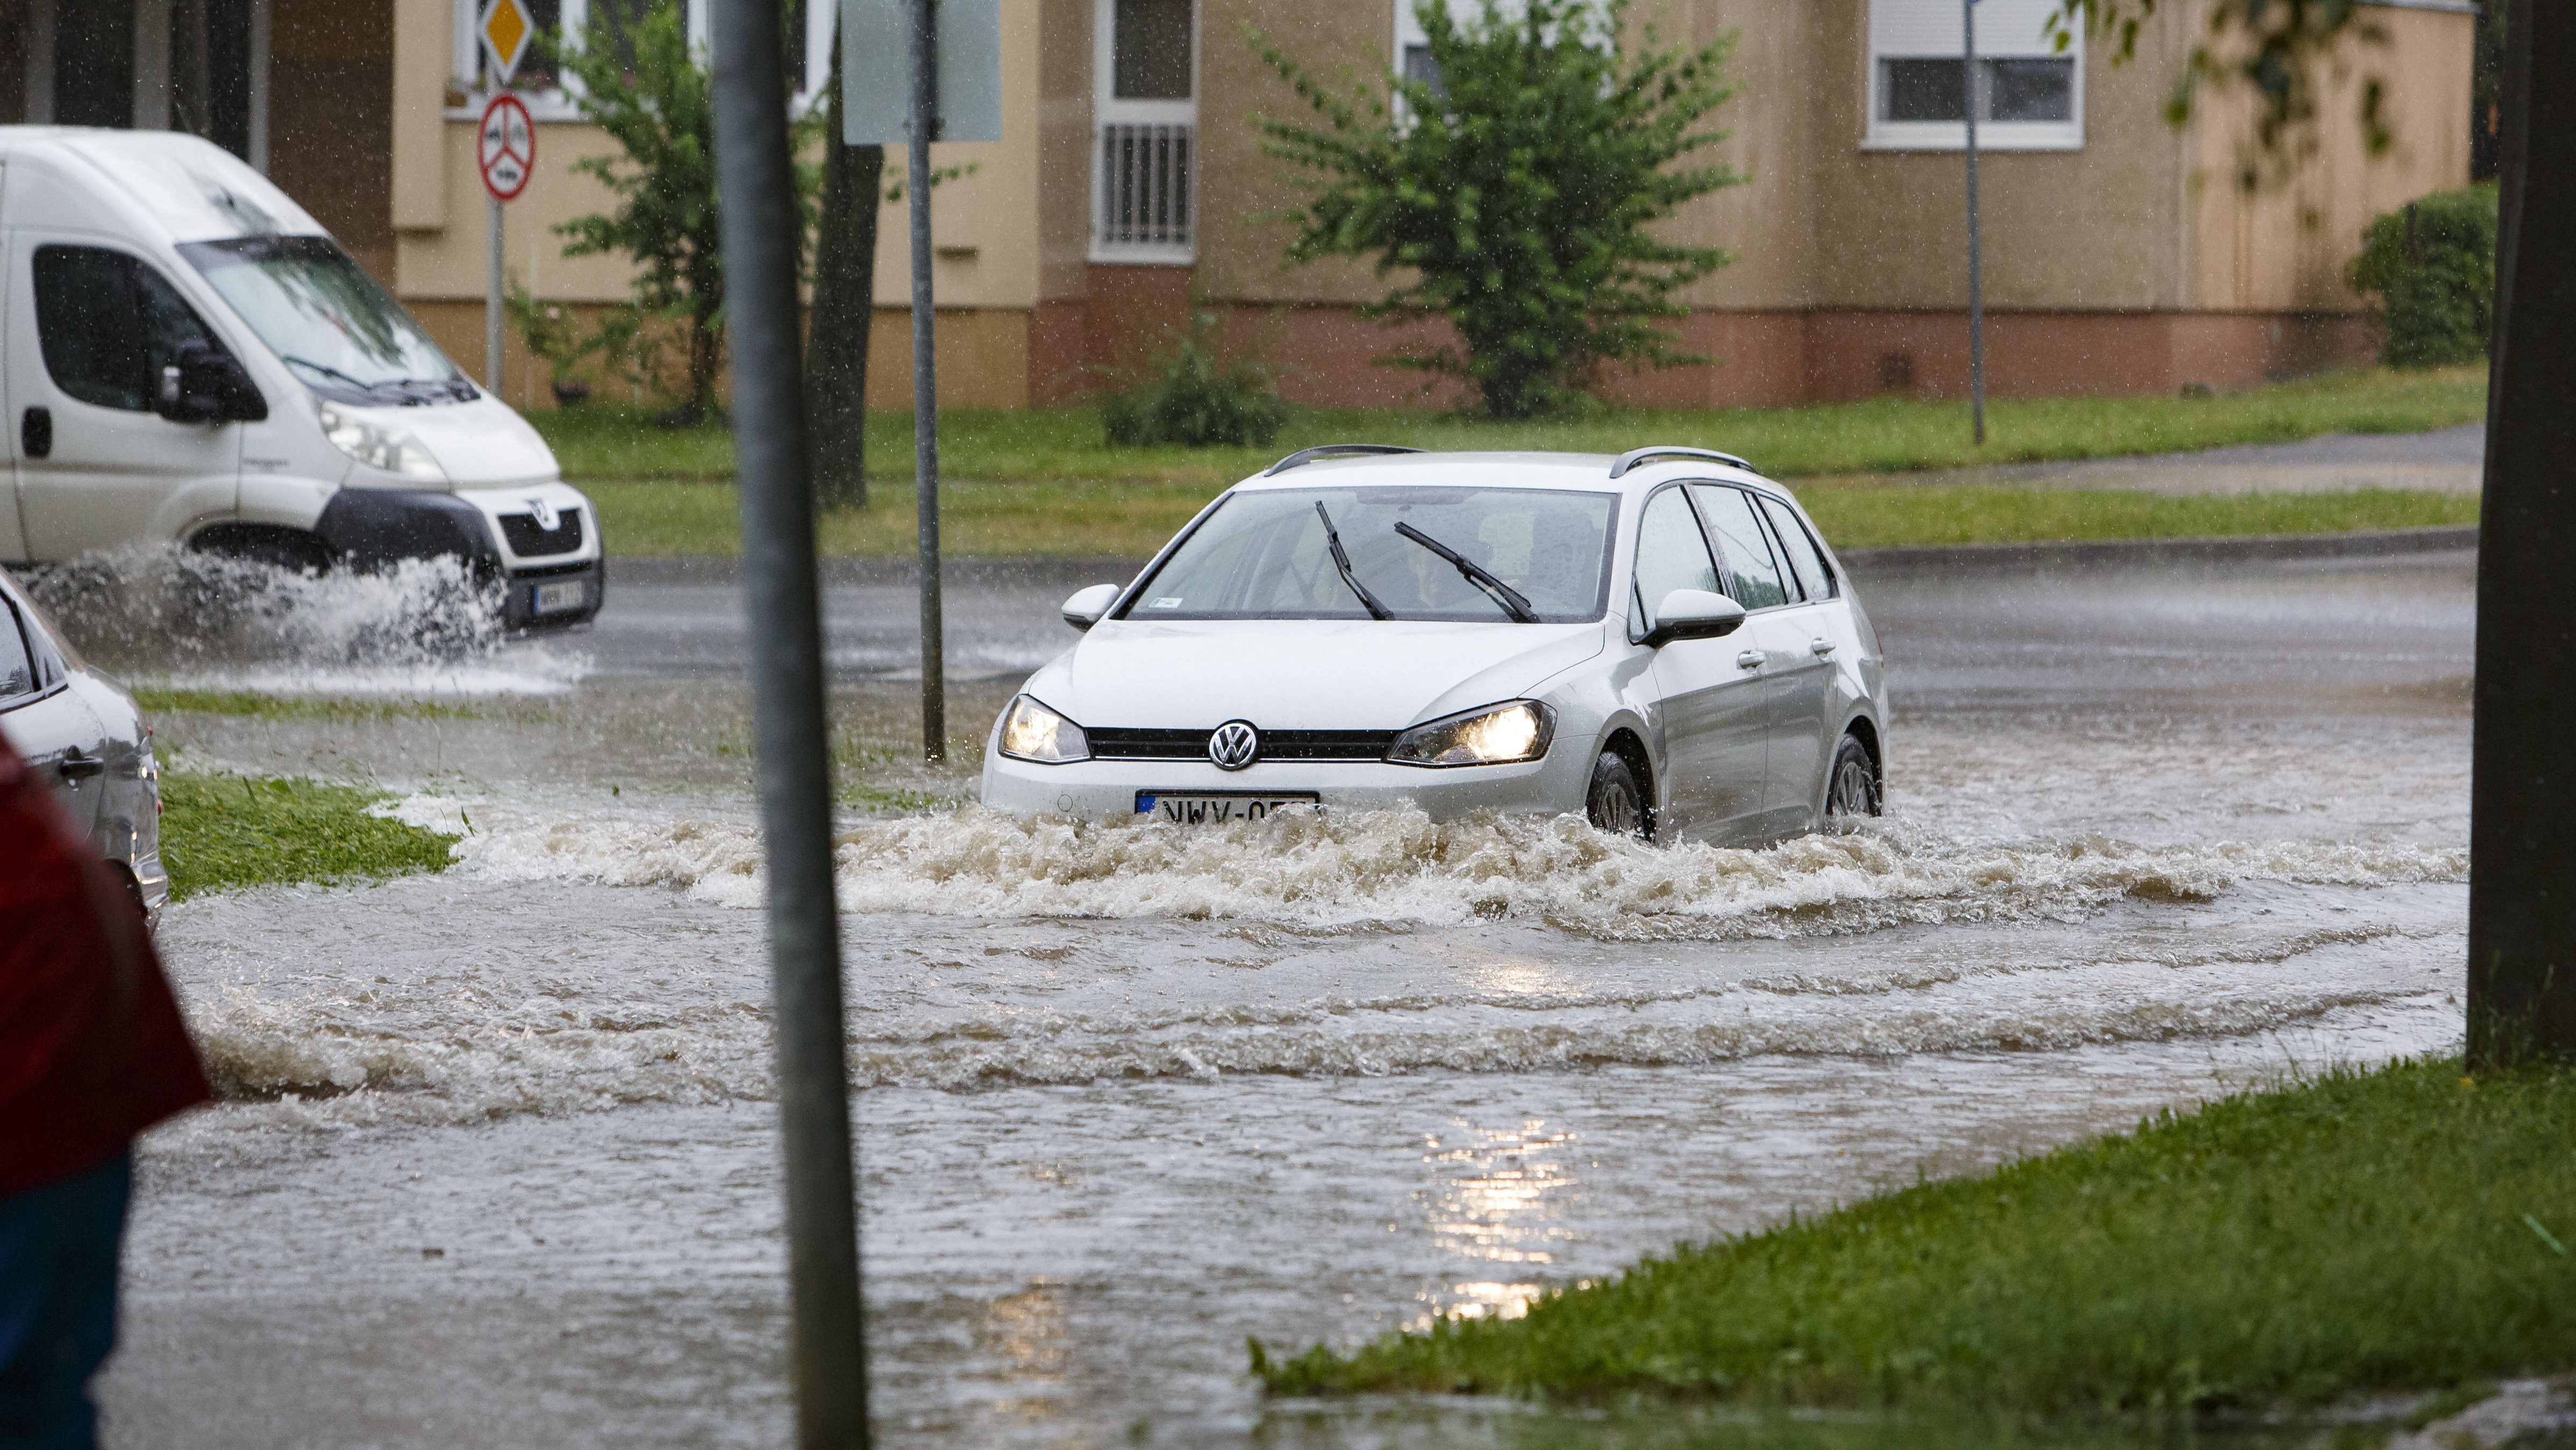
[1123,486,1618,623]
[176,236,475,406]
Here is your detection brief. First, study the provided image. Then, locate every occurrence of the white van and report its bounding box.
[0,127,601,628]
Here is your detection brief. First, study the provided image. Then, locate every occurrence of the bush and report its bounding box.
[2347,185,2499,369]
[1251,0,1743,419]
[1102,312,1287,449]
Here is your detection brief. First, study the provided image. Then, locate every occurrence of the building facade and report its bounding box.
[2,0,2477,412]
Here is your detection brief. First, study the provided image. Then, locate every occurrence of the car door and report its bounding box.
[1754,491,1855,825]
[4,236,242,559]
[1690,484,1830,835]
[1635,484,1769,842]
[0,587,106,843]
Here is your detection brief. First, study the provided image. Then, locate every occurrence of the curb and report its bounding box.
[606,526,2476,585]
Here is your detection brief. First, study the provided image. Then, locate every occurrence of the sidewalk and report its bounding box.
[1811,423,2485,496]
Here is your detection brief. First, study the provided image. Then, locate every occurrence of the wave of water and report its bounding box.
[412,798,2467,939]
[20,545,587,695]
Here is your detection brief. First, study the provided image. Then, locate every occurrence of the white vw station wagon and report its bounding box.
[981,446,1889,845]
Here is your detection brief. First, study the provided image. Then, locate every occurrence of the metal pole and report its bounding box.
[487,192,506,395]
[706,0,870,1442]
[2468,0,2576,1067]
[1963,0,1986,446]
[910,0,946,762]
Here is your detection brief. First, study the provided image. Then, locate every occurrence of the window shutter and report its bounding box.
[1870,0,2069,59]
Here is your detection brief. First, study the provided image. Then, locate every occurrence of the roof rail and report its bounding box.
[1262,444,1423,477]
[1607,445,1755,480]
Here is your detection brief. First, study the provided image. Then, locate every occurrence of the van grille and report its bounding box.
[1086,727,1398,762]
[499,508,584,557]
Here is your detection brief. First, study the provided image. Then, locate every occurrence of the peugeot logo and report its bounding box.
[526,497,560,531]
[1208,720,1260,771]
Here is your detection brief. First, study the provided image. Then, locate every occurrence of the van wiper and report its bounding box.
[1395,522,1539,623]
[1314,502,1394,621]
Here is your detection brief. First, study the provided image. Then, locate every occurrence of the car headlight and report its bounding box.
[998,695,1091,764]
[1385,700,1556,768]
[318,402,446,480]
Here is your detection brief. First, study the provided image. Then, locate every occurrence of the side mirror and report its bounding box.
[157,341,267,424]
[1643,588,1746,647]
[1060,583,1121,632]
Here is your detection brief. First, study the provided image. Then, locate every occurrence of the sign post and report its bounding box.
[840,0,1003,762]
[477,0,537,398]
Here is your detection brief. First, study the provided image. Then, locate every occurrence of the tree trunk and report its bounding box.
[807,37,883,510]
[2466,0,2576,1067]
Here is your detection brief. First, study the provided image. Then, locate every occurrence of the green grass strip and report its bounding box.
[134,688,480,722]
[1253,1057,2576,1420]
[1796,486,2478,551]
[161,771,459,901]
[532,365,2484,490]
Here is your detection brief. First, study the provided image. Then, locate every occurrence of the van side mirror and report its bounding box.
[157,341,268,424]
[1643,588,1746,647]
[1061,583,1121,632]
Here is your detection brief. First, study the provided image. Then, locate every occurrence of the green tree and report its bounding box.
[1250,0,1744,420]
[545,0,818,424]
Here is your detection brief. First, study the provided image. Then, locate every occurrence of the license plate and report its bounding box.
[1135,792,1318,825]
[532,579,589,614]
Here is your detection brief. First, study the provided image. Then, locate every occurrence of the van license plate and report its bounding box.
[532,580,589,614]
[1135,792,1317,825]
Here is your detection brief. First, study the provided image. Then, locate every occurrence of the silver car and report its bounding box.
[982,445,1889,843]
[0,568,165,918]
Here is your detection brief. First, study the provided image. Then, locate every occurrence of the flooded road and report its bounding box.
[71,544,2474,1448]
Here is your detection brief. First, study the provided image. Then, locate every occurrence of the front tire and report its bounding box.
[1586,749,1649,839]
[1824,733,1882,820]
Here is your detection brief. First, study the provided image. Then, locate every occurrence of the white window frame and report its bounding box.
[1862,0,2084,153]
[451,0,833,122]
[1091,0,1199,265]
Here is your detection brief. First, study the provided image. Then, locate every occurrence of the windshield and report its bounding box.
[176,236,475,406]
[1124,486,1619,623]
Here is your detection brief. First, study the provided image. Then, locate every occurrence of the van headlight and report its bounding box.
[318,402,446,480]
[998,695,1090,764]
[1386,700,1556,768]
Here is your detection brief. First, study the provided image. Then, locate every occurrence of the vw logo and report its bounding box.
[1208,720,1260,771]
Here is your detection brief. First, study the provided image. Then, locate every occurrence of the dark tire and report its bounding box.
[1586,749,1649,839]
[189,523,330,574]
[1824,732,1882,820]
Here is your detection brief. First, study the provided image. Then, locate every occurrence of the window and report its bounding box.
[1632,486,1720,630]
[1757,495,1837,602]
[1690,486,1790,611]
[178,236,470,405]
[1094,0,1197,261]
[453,0,832,118]
[0,602,36,705]
[32,246,225,413]
[1865,0,2081,151]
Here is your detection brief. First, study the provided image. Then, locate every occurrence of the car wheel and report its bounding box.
[1586,749,1649,839]
[1824,733,1881,820]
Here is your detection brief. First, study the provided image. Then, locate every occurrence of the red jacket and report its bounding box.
[0,739,210,1197]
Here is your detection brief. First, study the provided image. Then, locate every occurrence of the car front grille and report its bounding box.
[499,508,584,557]
[1086,727,1399,762]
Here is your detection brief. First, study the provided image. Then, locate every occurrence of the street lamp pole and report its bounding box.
[1964,0,1987,446]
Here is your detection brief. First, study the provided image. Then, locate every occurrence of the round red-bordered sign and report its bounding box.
[478,93,536,203]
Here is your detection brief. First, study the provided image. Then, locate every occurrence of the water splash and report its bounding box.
[18,544,587,695]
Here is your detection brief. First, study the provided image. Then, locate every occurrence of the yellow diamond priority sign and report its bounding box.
[478,0,534,88]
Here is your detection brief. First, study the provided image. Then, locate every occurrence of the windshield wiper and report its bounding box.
[1314,502,1394,621]
[280,354,378,391]
[1394,522,1539,623]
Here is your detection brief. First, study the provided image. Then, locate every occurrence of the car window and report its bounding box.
[33,244,223,412]
[1690,485,1791,610]
[1632,486,1721,627]
[0,602,38,705]
[1759,494,1836,601]
[1125,485,1618,623]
